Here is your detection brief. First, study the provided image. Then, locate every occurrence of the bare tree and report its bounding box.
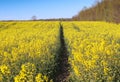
[31,16,37,20]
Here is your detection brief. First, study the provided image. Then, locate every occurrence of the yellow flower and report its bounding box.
[0,65,11,75]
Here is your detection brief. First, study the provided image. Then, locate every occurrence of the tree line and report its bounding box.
[72,0,120,23]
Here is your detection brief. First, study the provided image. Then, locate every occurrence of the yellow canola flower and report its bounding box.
[0,65,11,75]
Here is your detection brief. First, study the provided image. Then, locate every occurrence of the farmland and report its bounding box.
[0,21,120,82]
[63,22,120,82]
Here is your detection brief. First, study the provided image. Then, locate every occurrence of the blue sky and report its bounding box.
[0,0,95,20]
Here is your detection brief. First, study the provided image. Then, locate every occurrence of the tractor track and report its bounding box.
[53,23,70,82]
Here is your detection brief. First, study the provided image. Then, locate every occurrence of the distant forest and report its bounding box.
[72,0,120,23]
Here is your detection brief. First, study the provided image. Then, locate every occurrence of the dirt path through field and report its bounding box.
[54,23,70,82]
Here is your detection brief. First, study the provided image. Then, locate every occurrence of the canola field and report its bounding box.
[0,21,120,82]
[63,22,120,82]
